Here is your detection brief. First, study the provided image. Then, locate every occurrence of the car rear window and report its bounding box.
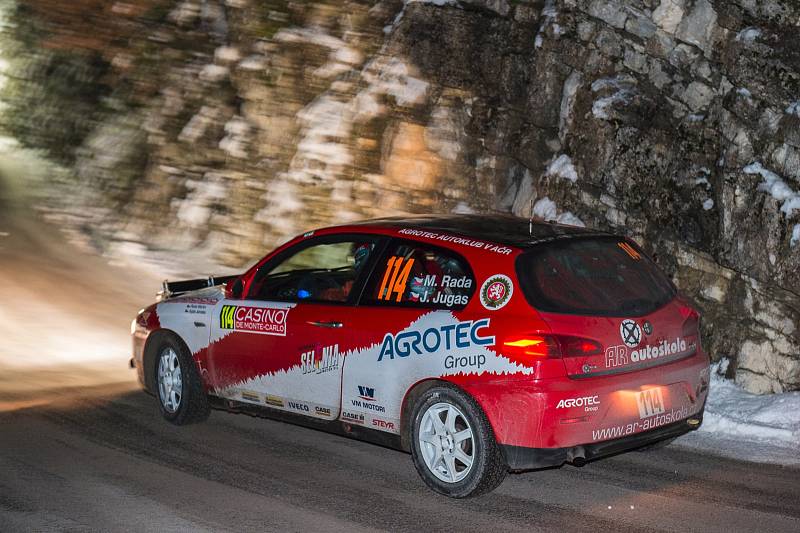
[515,237,676,316]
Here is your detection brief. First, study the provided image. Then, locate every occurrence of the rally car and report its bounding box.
[131,214,709,497]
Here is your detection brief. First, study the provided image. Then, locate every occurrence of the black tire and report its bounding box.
[410,385,506,498]
[154,335,210,425]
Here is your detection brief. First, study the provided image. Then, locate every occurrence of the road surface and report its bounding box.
[1,149,798,533]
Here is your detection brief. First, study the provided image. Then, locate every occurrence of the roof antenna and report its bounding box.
[529,197,533,238]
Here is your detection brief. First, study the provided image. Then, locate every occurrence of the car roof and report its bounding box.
[347,213,610,248]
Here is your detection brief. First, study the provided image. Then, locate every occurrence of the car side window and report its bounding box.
[362,240,474,310]
[248,238,377,303]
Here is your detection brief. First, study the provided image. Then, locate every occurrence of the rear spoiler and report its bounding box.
[157,275,239,301]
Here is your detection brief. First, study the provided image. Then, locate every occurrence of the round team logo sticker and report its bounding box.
[620,319,642,348]
[479,274,513,310]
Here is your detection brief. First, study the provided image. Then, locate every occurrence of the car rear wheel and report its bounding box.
[410,385,506,497]
[155,336,210,425]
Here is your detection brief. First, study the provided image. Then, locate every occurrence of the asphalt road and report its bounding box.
[2,383,800,533]
[1,148,799,532]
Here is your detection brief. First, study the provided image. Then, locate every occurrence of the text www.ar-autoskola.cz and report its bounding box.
[591,405,690,441]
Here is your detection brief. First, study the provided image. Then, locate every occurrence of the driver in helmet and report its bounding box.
[316,242,373,302]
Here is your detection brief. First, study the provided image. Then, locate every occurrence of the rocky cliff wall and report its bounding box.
[0,0,798,393]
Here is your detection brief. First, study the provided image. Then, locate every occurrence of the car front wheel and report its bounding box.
[410,385,506,497]
[155,336,210,425]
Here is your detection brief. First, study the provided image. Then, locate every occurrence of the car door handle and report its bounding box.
[307,321,343,329]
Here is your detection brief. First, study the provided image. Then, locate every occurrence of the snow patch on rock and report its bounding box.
[168,1,200,27]
[744,162,800,218]
[214,46,240,64]
[534,0,557,48]
[559,71,582,141]
[353,57,429,121]
[178,106,219,143]
[735,27,761,43]
[533,196,585,227]
[287,95,354,183]
[546,154,579,182]
[219,116,251,159]
[274,27,347,50]
[591,75,636,120]
[451,202,474,214]
[199,64,229,82]
[238,55,267,71]
[175,178,227,228]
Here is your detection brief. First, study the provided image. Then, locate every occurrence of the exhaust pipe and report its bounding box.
[571,456,587,467]
[568,447,587,467]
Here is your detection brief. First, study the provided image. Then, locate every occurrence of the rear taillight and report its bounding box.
[503,334,602,359]
[560,336,603,357]
[503,335,561,358]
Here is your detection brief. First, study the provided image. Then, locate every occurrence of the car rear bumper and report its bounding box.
[501,411,703,471]
[461,349,709,451]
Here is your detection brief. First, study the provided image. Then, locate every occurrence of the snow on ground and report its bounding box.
[678,362,800,465]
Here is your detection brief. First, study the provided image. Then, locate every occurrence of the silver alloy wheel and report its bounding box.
[157,347,182,413]
[418,402,475,483]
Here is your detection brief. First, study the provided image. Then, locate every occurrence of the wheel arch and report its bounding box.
[142,329,191,394]
[400,378,492,452]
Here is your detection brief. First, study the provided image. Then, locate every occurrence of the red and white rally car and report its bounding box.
[131,215,709,497]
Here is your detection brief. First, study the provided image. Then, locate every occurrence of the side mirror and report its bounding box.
[226,277,244,299]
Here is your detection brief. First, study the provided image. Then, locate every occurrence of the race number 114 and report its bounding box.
[377,256,414,302]
[636,388,666,419]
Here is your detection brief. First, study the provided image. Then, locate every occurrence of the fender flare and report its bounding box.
[400,378,497,452]
[142,329,193,394]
